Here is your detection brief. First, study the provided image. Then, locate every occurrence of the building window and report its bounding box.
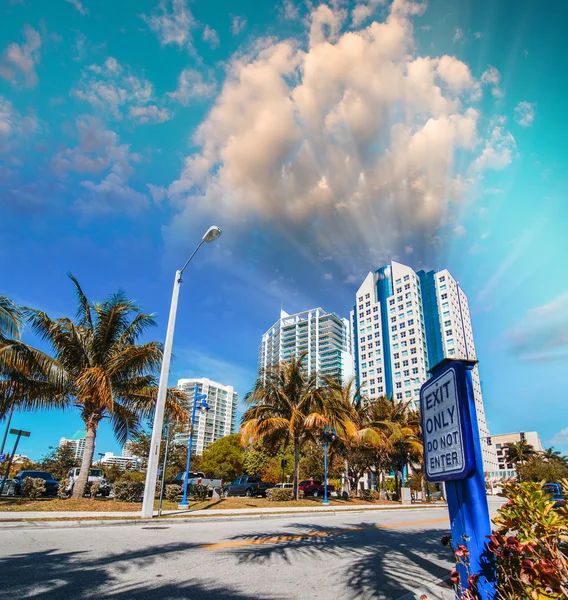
[408,319,414,325]
[373,306,378,312]
[396,278,401,284]
[411,358,418,364]
[370,388,376,394]
[441,293,448,300]
[403,359,409,366]
[391,316,396,323]
[366,309,371,315]
[389,299,395,306]
[405,391,412,398]
[391,325,397,332]
[412,367,418,374]
[366,301,370,307]
[396,393,402,400]
[404,284,410,290]
[439,276,445,282]
[440,284,447,291]
[396,381,401,388]
[378,386,383,393]
[444,320,451,327]
[446,329,453,336]
[404,275,410,281]
[393,343,399,350]
[394,353,399,359]
[396,287,402,293]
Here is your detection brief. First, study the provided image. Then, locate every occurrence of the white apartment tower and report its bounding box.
[59,431,86,461]
[260,308,354,383]
[175,378,238,456]
[351,261,498,473]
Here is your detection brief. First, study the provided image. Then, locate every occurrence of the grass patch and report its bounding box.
[0,495,402,513]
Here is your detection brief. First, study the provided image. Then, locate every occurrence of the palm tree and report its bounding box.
[503,441,536,467]
[0,294,23,339]
[541,447,568,464]
[0,276,187,498]
[241,353,340,500]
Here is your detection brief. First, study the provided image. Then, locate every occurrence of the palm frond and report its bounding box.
[67,273,93,328]
[0,294,23,339]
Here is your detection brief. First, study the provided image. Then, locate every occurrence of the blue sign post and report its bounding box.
[420,359,495,599]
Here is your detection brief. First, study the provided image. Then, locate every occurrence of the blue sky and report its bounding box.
[1,0,567,461]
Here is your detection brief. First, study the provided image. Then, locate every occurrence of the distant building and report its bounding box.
[174,378,238,456]
[260,308,354,384]
[59,431,86,461]
[122,441,137,458]
[98,452,140,470]
[490,431,543,478]
[351,261,498,474]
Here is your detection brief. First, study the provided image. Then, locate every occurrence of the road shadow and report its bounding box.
[0,541,281,600]
[215,521,453,599]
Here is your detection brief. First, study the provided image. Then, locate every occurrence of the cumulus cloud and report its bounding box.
[164,0,516,274]
[506,292,568,362]
[481,65,503,98]
[0,95,38,154]
[550,427,568,446]
[64,0,88,15]
[167,68,216,105]
[281,0,300,20]
[452,28,463,43]
[51,117,148,215]
[202,25,220,49]
[453,225,466,237]
[142,0,195,49]
[514,101,536,127]
[231,16,247,35]
[0,25,42,88]
[72,57,171,123]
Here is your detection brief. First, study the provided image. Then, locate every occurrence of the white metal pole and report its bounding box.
[141,270,182,518]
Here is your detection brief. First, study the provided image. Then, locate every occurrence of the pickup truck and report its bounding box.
[168,471,223,490]
[66,467,112,497]
[299,479,335,498]
[223,475,274,498]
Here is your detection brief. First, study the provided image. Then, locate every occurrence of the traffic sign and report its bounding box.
[420,362,475,481]
[0,453,5,463]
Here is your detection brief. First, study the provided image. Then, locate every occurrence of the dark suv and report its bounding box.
[223,476,274,498]
[14,471,59,496]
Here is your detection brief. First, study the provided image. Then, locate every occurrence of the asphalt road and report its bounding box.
[0,506,464,600]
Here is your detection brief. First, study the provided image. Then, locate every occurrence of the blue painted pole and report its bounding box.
[323,430,329,505]
[179,386,199,509]
[443,361,495,599]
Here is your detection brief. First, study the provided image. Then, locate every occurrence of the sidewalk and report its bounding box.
[0,501,448,524]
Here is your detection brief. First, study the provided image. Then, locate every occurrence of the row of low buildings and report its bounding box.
[57,259,543,478]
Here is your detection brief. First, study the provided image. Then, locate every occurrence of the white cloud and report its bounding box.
[550,427,568,446]
[474,31,483,39]
[231,15,247,35]
[64,0,88,15]
[147,183,168,204]
[351,1,387,26]
[453,225,466,237]
[73,57,171,124]
[470,125,515,171]
[164,0,515,271]
[281,0,300,20]
[324,273,333,280]
[506,292,568,362]
[167,68,216,105]
[514,101,536,127]
[481,65,503,98]
[0,25,42,88]
[202,25,220,49]
[51,117,148,215]
[0,95,39,154]
[142,0,195,49]
[452,28,463,43]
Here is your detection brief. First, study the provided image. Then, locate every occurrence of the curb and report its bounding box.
[0,503,448,530]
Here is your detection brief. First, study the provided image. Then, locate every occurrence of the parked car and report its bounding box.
[542,482,565,508]
[13,471,59,497]
[167,472,223,491]
[298,479,335,498]
[223,475,274,497]
[66,467,112,497]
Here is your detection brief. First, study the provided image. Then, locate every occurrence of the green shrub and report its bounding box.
[113,481,145,502]
[165,484,182,502]
[444,479,568,600]
[266,488,293,501]
[58,478,71,499]
[361,489,381,501]
[187,483,209,500]
[89,481,100,499]
[21,477,45,499]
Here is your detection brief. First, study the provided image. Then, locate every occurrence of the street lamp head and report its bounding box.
[202,226,222,243]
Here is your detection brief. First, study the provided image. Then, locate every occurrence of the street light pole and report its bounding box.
[322,428,336,506]
[141,226,222,519]
[179,386,209,509]
[0,428,30,496]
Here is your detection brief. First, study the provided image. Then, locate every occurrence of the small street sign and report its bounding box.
[420,363,474,481]
[281,459,287,468]
[0,453,6,463]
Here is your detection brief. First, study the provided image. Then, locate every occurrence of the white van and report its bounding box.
[66,467,111,496]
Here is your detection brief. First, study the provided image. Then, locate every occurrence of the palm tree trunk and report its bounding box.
[342,457,350,496]
[72,423,97,499]
[293,437,300,501]
[421,473,426,503]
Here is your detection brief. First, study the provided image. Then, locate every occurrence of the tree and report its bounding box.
[0,276,188,499]
[516,455,568,483]
[41,442,78,480]
[200,434,244,481]
[241,353,332,500]
[541,447,568,465]
[0,294,23,339]
[503,441,536,480]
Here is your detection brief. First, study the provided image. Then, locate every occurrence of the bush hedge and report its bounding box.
[165,484,182,502]
[113,480,145,502]
[266,488,293,501]
[21,477,45,499]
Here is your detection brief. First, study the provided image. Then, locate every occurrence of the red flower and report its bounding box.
[450,570,460,584]
[467,574,479,587]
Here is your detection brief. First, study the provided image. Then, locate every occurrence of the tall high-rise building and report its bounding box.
[59,431,86,461]
[260,308,354,383]
[351,261,497,473]
[174,378,238,456]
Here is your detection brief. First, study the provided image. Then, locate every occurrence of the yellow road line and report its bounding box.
[200,517,450,551]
